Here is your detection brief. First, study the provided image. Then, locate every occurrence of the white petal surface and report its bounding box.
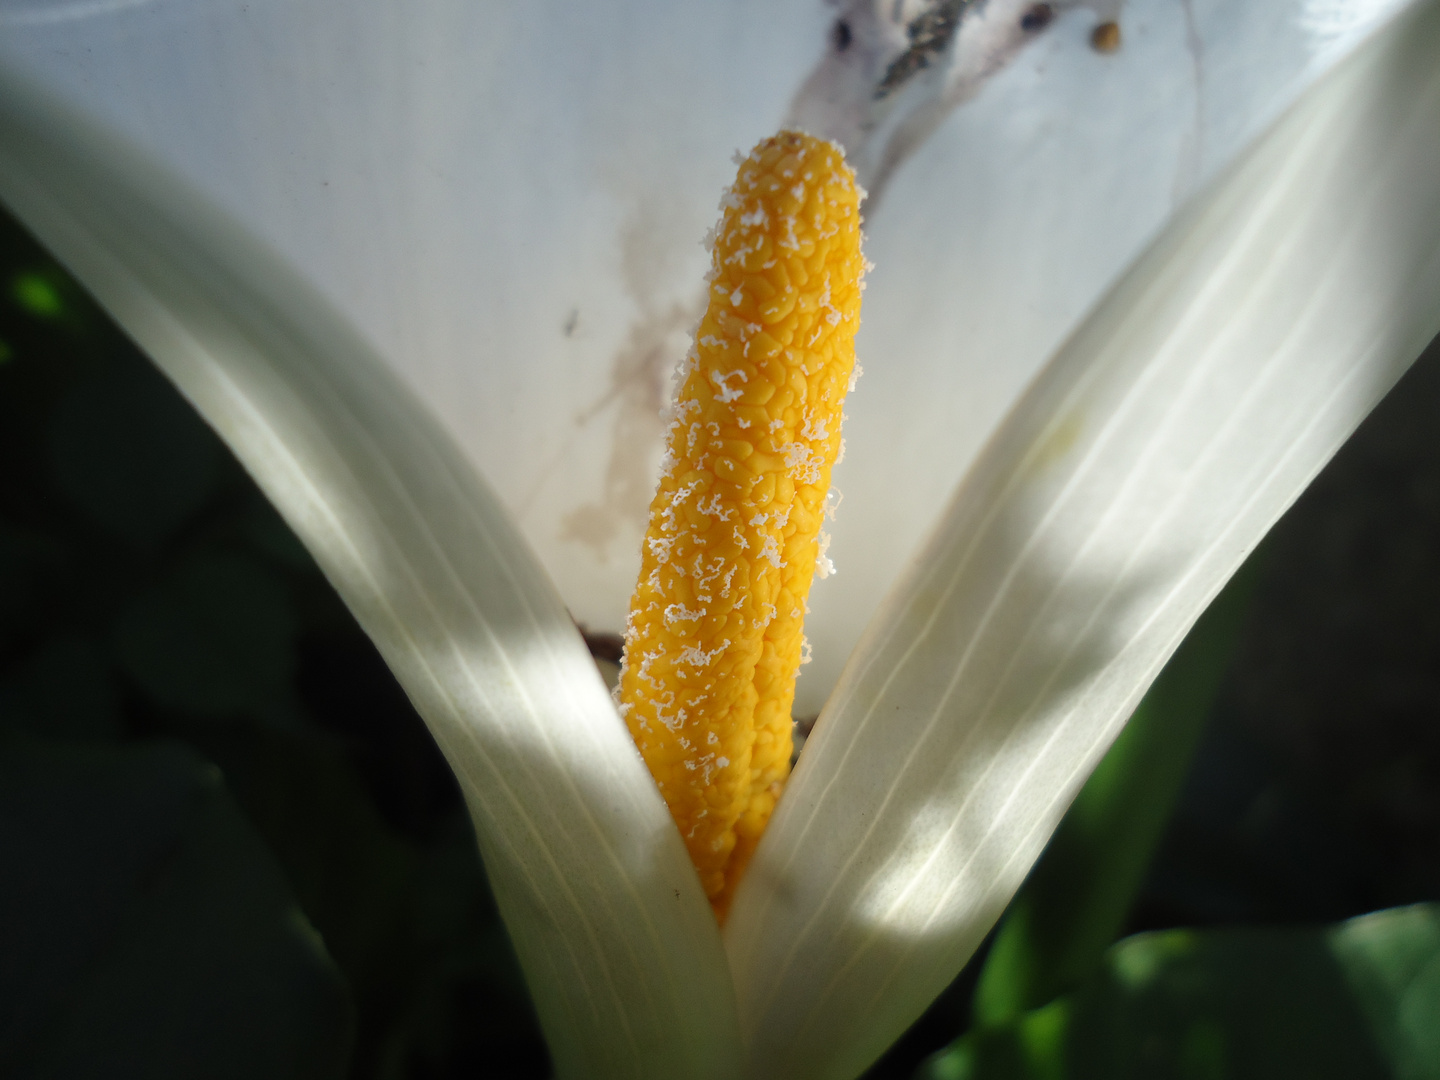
[0,77,740,1079]
[0,0,829,679]
[806,0,1411,711]
[0,0,1408,715]
[726,3,1440,1077]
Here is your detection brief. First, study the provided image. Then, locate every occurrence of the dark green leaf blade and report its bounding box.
[1331,905,1440,1080]
[47,362,219,550]
[112,553,297,717]
[974,561,1259,1024]
[0,740,354,1079]
[922,904,1440,1080]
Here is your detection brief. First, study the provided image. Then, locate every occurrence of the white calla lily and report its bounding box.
[1,0,1438,1077]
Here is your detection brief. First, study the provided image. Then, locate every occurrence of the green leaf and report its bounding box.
[0,524,53,651]
[973,559,1259,1024]
[921,904,1440,1080]
[0,633,121,740]
[11,268,64,319]
[0,739,354,1078]
[1332,906,1440,1080]
[47,360,220,549]
[113,552,297,717]
[187,721,425,996]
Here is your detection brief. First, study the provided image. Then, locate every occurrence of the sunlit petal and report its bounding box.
[802,0,1411,710]
[727,4,1440,1076]
[0,74,740,1078]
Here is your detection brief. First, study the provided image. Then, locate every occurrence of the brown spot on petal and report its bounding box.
[1020,3,1055,32]
[1092,20,1121,53]
[559,299,699,558]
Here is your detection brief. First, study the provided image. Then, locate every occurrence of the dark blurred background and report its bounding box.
[2,200,1437,1078]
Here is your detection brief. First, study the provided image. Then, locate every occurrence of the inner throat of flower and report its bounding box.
[617,131,866,920]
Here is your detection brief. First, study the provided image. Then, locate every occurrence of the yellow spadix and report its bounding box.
[617,131,866,918]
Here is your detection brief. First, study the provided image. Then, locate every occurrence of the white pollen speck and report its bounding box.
[815,530,835,579]
[783,441,822,485]
[710,368,748,404]
[800,412,829,441]
[697,492,731,520]
[730,286,744,307]
[677,638,731,669]
[664,602,705,628]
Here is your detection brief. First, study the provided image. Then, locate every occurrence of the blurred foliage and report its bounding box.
[0,211,548,1077]
[2,741,353,1078]
[1140,344,1440,929]
[919,904,1440,1080]
[865,327,1440,1077]
[972,557,1262,1027]
[2,192,1438,1080]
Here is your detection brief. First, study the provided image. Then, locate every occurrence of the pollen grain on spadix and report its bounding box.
[617,130,866,919]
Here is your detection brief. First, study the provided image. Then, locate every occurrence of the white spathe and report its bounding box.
[0,77,741,1079]
[728,7,1440,1072]
[1,1,1437,1078]
[0,0,1406,713]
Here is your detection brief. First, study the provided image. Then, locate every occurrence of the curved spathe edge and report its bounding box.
[0,67,742,1080]
[726,2,1440,1076]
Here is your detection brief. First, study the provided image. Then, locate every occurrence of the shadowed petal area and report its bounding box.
[725,3,1440,1076]
[0,76,741,1079]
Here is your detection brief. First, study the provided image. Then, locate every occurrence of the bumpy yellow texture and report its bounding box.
[617,131,865,917]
